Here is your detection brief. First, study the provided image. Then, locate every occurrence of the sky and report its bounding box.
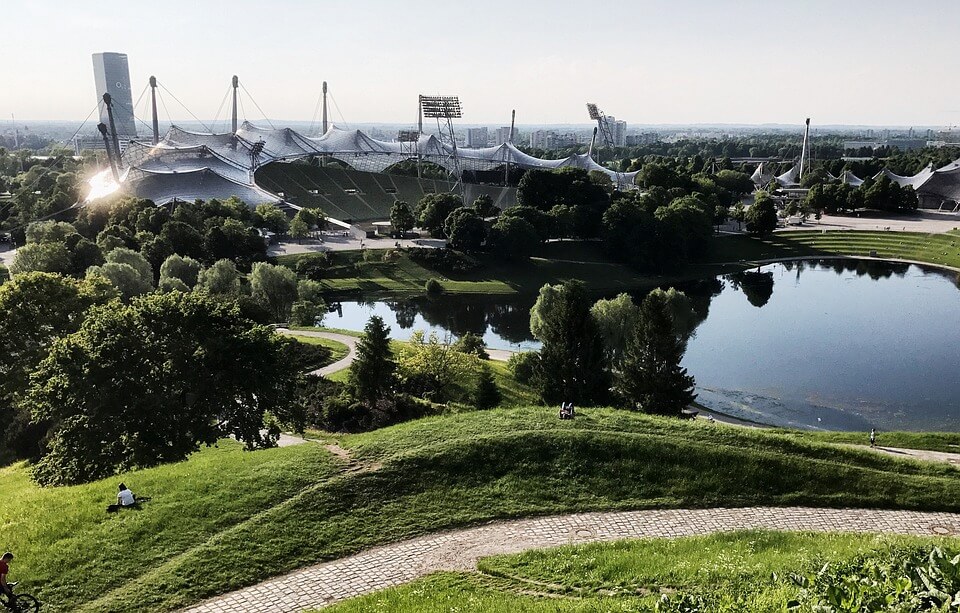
[2,0,959,128]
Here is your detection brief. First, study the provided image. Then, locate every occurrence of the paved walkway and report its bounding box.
[278,329,358,376]
[182,507,960,612]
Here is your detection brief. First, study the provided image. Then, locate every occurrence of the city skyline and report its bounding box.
[2,0,960,127]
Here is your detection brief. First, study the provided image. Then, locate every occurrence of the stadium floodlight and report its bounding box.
[586,103,601,120]
[420,95,462,119]
[398,130,419,142]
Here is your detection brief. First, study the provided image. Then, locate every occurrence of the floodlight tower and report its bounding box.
[586,102,625,190]
[798,117,811,180]
[419,94,464,198]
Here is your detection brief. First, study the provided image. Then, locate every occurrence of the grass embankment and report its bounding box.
[8,408,953,611]
[709,229,960,270]
[277,244,728,298]
[324,531,959,612]
[279,230,960,299]
[289,334,350,365]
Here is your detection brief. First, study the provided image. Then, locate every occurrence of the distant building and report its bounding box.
[466,127,488,147]
[92,52,137,138]
[603,116,627,146]
[493,126,514,145]
[625,132,659,146]
[844,139,926,152]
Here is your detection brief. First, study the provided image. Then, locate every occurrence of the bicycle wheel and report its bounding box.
[11,594,40,613]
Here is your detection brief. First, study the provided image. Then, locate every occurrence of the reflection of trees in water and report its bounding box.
[413,297,490,338]
[816,258,908,280]
[730,271,775,308]
[670,278,723,341]
[385,301,418,329]
[486,300,538,345]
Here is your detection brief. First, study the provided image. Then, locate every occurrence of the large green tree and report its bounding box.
[745,191,779,235]
[389,200,416,236]
[348,315,396,405]
[250,262,298,322]
[530,280,608,405]
[0,273,114,462]
[29,291,298,485]
[615,290,696,415]
[444,207,487,251]
[416,193,462,238]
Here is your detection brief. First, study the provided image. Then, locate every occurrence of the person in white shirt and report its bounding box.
[117,483,136,507]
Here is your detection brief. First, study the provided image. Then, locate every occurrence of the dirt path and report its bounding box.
[182,506,960,612]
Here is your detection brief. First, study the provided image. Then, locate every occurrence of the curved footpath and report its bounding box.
[183,507,960,612]
[278,329,359,376]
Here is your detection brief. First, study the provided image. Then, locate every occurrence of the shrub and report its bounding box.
[508,351,541,385]
[407,247,481,273]
[452,332,489,359]
[425,278,443,295]
[281,337,332,372]
[294,253,330,281]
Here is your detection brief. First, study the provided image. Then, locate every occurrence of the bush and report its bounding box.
[452,332,489,359]
[507,351,541,385]
[281,337,332,372]
[407,247,481,273]
[294,253,330,281]
[425,278,443,295]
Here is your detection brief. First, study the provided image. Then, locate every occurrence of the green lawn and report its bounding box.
[278,230,960,300]
[289,334,350,365]
[323,531,959,612]
[708,229,960,270]
[10,407,960,611]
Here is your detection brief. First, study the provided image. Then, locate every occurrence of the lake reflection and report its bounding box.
[325,259,960,431]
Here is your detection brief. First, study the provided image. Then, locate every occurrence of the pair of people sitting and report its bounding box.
[559,402,576,420]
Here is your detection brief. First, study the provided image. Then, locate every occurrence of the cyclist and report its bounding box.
[0,552,13,601]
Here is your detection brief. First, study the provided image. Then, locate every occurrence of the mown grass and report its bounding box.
[278,230,960,299]
[277,249,724,298]
[709,229,960,270]
[323,531,960,612]
[0,441,337,612]
[61,407,960,611]
[289,334,350,365]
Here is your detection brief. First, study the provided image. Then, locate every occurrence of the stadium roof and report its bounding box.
[99,122,639,208]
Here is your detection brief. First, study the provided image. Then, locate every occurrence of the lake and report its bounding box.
[323,259,960,431]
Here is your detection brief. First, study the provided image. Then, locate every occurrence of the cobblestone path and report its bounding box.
[183,507,960,612]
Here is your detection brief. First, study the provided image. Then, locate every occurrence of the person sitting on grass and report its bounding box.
[0,552,13,603]
[118,483,136,507]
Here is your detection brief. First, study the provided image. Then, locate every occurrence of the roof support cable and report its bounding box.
[238,82,275,130]
[157,81,213,133]
[211,85,232,133]
[329,91,348,129]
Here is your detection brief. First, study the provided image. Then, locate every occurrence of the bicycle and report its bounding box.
[0,583,40,612]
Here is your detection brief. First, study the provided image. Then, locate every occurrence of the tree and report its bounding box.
[389,200,416,237]
[396,331,480,402]
[473,365,501,409]
[472,194,497,218]
[86,262,153,300]
[65,235,104,276]
[289,215,309,243]
[713,169,755,196]
[416,193,462,238]
[0,273,113,463]
[452,332,489,359]
[731,203,747,230]
[290,279,326,326]
[255,203,290,234]
[590,293,640,368]
[106,247,154,282]
[348,315,395,405]
[25,221,77,245]
[197,259,242,295]
[160,254,202,289]
[530,281,608,405]
[160,220,205,260]
[745,191,778,235]
[486,216,538,260]
[615,290,696,415]
[444,207,487,251]
[28,291,298,485]
[10,242,71,275]
[249,262,298,322]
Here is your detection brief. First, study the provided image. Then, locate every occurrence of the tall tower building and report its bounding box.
[92,52,137,137]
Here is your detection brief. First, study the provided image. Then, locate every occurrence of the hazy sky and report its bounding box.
[3,0,959,127]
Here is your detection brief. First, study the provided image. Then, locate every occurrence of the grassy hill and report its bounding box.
[323,531,960,612]
[4,408,960,611]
